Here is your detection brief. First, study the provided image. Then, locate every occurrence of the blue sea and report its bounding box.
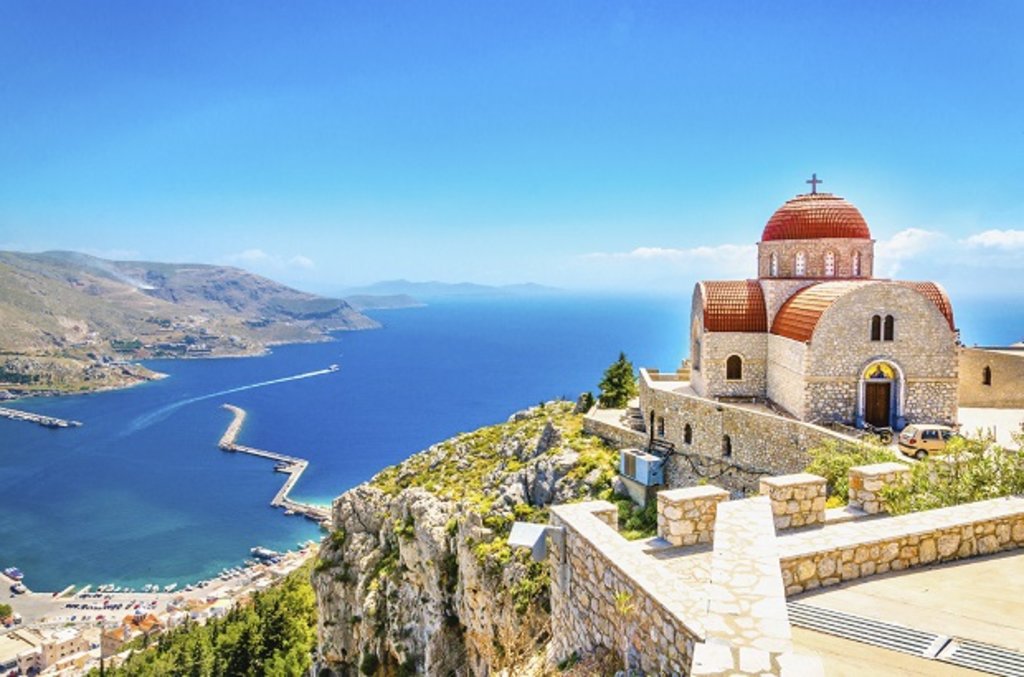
[0,295,691,592]
[0,294,1015,592]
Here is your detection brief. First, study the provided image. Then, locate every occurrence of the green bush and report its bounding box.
[804,438,897,503]
[882,436,1024,515]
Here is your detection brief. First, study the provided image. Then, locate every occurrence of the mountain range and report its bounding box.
[0,250,378,395]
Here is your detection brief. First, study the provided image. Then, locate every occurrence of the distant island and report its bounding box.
[0,250,400,398]
[341,278,562,301]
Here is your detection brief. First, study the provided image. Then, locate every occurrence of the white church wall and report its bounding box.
[766,335,807,419]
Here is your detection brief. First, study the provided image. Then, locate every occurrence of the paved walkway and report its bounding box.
[958,407,1024,449]
[796,550,1024,653]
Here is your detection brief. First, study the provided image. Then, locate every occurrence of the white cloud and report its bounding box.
[583,243,755,268]
[963,229,1024,250]
[223,249,315,271]
[874,228,948,277]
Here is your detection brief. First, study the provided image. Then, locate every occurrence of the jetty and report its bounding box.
[0,406,82,429]
[218,404,331,526]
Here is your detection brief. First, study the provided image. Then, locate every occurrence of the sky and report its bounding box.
[1,1,1023,299]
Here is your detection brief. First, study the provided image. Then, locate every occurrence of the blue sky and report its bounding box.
[1,1,1023,298]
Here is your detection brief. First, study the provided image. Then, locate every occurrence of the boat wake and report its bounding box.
[124,367,336,435]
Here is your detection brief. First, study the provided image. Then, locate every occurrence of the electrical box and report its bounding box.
[619,448,665,487]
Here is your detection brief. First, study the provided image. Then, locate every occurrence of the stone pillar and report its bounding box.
[759,473,827,530]
[657,485,729,546]
[848,462,911,514]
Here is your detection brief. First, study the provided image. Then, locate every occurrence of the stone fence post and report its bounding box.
[848,462,911,514]
[759,473,827,530]
[657,485,729,546]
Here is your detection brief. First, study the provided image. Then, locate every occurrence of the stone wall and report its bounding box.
[759,474,826,530]
[777,496,1024,595]
[638,370,849,478]
[657,485,729,546]
[699,332,768,398]
[581,412,647,450]
[765,335,807,419]
[549,502,700,675]
[805,282,959,426]
[847,462,909,514]
[759,279,817,327]
[756,237,874,280]
[959,347,1024,408]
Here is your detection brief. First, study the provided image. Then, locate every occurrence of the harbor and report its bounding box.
[0,406,82,429]
[218,404,331,526]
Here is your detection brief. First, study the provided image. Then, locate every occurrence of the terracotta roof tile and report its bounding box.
[898,281,955,330]
[701,280,767,332]
[771,281,871,342]
[762,193,871,242]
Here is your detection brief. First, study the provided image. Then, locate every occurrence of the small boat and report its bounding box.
[4,567,24,581]
[328,364,340,372]
[164,583,177,592]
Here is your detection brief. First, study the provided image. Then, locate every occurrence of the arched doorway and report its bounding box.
[858,361,902,428]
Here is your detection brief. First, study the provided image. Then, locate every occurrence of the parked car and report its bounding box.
[897,424,958,459]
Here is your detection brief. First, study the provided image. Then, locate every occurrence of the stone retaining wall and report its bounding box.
[777,496,1024,596]
[549,502,701,676]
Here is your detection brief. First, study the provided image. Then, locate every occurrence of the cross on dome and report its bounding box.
[806,173,823,194]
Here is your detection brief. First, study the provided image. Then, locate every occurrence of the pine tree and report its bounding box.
[598,352,638,408]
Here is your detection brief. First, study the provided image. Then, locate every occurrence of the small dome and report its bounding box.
[761,193,871,242]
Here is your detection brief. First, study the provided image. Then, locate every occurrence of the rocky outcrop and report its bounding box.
[312,402,620,676]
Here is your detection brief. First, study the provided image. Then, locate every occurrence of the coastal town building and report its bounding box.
[0,626,90,675]
[101,612,165,656]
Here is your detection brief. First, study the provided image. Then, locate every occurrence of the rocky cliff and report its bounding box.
[312,401,635,676]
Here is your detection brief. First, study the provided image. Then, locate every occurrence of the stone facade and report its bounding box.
[638,370,849,478]
[693,332,768,399]
[757,237,874,281]
[759,473,827,530]
[847,462,910,514]
[549,502,700,676]
[959,346,1024,408]
[657,485,729,546]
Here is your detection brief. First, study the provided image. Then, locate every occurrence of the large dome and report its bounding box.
[761,193,871,242]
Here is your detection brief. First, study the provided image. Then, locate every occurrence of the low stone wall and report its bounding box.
[759,474,827,530]
[657,485,729,546]
[549,502,701,675]
[581,411,647,449]
[848,462,909,514]
[777,496,1024,595]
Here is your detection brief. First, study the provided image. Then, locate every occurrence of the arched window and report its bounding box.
[870,315,881,341]
[657,417,665,438]
[883,315,894,341]
[982,366,992,386]
[769,252,779,277]
[722,435,732,458]
[824,251,836,277]
[683,423,693,444]
[726,355,743,380]
[693,339,701,370]
[852,251,862,277]
[794,251,807,277]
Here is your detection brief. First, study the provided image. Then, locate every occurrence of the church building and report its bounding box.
[688,177,959,429]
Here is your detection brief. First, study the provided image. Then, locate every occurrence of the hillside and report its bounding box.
[312,400,650,675]
[0,250,378,396]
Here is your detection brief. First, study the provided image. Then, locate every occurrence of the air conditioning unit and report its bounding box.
[619,448,665,487]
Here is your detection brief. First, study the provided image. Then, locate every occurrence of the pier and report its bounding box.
[0,406,82,429]
[218,404,331,526]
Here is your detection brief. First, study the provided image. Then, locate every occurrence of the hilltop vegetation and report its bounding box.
[313,401,646,675]
[0,250,377,395]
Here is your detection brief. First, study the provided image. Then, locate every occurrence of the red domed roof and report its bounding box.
[698,280,767,332]
[761,193,871,242]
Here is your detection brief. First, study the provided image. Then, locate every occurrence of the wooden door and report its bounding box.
[865,382,891,427]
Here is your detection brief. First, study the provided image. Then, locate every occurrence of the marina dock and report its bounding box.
[0,406,82,429]
[218,404,331,526]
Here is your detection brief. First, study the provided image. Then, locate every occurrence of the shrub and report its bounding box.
[804,438,897,503]
[598,352,638,408]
